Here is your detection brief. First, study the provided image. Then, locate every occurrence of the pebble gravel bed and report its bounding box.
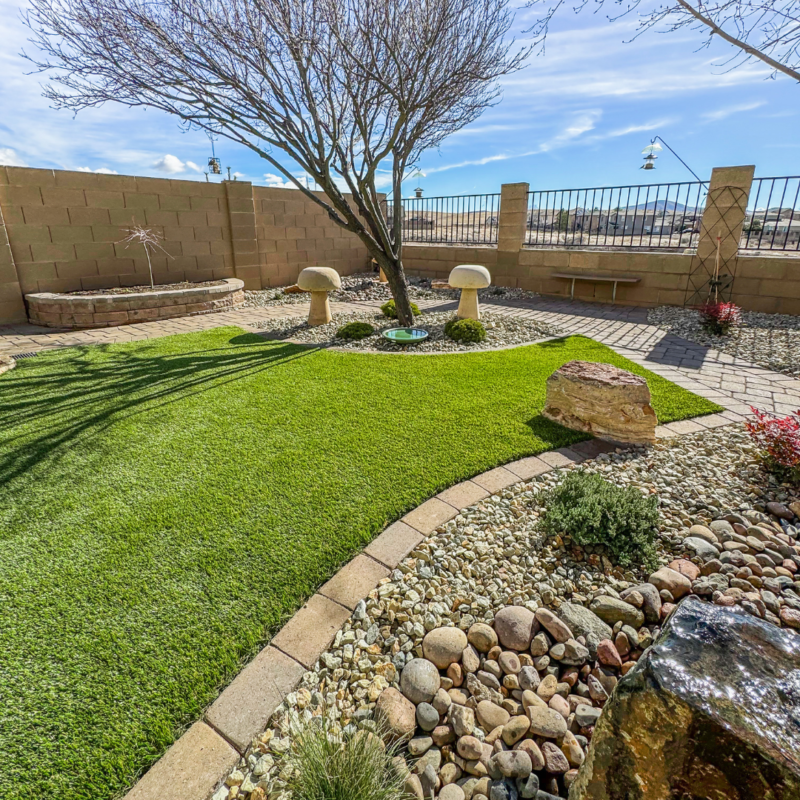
[251,310,564,353]
[648,305,800,377]
[216,424,800,800]
[242,272,542,309]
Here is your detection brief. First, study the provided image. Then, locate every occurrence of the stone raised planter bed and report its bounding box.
[25,278,245,329]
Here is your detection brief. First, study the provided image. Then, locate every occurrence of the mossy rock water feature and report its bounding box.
[571,596,800,800]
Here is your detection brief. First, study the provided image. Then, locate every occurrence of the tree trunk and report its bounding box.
[374,252,414,326]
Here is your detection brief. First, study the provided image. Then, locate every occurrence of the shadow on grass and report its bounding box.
[0,334,313,486]
[523,413,587,444]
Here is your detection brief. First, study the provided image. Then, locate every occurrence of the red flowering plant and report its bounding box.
[698,301,741,335]
[745,406,800,485]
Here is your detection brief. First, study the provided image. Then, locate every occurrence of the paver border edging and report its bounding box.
[0,355,15,377]
[121,409,748,800]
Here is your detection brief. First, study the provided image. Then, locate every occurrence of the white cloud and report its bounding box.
[77,166,119,174]
[153,154,186,173]
[604,119,676,138]
[264,172,298,189]
[0,147,27,166]
[185,160,203,173]
[539,110,601,152]
[702,102,765,122]
[424,111,601,174]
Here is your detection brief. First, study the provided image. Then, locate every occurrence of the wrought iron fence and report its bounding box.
[741,176,800,252]
[398,193,500,245]
[525,181,708,250]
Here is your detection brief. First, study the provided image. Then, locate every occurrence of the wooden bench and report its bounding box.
[552,272,640,303]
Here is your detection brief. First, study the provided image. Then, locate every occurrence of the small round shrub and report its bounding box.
[380,299,421,319]
[538,471,659,570]
[444,317,487,343]
[336,321,375,340]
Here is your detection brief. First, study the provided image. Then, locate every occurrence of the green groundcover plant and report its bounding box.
[336,321,376,340]
[444,318,486,343]
[380,299,421,319]
[538,471,660,570]
[0,329,718,800]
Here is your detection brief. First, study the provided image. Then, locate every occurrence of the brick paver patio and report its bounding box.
[2,294,798,417]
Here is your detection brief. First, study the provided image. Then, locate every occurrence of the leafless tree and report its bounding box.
[525,0,800,84]
[24,0,527,325]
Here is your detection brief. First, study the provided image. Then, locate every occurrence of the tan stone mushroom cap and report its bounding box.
[448,264,491,289]
[297,266,342,291]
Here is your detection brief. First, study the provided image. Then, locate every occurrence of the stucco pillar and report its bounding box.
[0,203,27,324]
[224,180,262,290]
[686,165,754,305]
[498,182,529,252]
[496,182,529,276]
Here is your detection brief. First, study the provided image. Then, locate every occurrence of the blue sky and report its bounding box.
[1,0,797,196]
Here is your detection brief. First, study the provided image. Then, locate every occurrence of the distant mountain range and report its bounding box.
[633,199,688,212]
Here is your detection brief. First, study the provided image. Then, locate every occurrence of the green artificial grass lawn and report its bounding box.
[0,329,720,800]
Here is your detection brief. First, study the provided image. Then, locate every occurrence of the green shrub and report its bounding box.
[444,317,487,343]
[336,321,375,341]
[538,471,659,570]
[285,718,406,800]
[380,299,421,319]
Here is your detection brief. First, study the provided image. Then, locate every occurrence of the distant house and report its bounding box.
[405,215,435,230]
[762,219,800,244]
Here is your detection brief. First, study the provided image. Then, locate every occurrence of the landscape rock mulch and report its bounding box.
[648,305,800,378]
[242,272,542,310]
[65,279,227,295]
[251,310,563,354]
[215,424,799,800]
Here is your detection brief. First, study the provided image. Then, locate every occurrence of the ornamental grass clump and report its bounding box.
[746,406,800,485]
[444,318,486,343]
[381,299,421,319]
[698,301,741,335]
[336,321,375,340]
[538,471,659,570]
[284,719,406,800]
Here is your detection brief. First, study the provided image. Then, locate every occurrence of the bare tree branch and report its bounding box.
[23,0,528,324]
[525,0,800,84]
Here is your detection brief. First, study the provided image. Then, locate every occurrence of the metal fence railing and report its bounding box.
[393,177,800,253]
[741,176,800,252]
[525,181,708,250]
[398,193,500,245]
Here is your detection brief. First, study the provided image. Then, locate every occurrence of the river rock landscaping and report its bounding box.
[252,310,563,353]
[242,272,542,310]
[215,422,800,800]
[648,305,800,377]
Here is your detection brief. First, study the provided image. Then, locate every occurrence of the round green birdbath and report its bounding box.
[382,327,429,344]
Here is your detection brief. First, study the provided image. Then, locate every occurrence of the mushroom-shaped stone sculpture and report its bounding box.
[297,267,341,326]
[449,264,491,320]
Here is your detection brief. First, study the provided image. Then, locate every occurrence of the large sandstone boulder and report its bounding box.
[569,596,800,800]
[542,361,657,445]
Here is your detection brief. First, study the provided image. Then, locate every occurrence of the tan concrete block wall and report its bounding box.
[0,198,27,323]
[0,168,374,321]
[731,256,800,314]
[0,167,235,300]
[2,169,797,323]
[252,187,370,287]
[405,242,800,312]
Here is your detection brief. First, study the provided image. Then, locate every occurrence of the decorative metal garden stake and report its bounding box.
[118,225,172,289]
